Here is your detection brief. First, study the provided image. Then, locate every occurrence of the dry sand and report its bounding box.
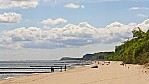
[0,61,149,84]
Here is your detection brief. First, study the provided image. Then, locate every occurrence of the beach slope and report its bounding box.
[0,61,149,84]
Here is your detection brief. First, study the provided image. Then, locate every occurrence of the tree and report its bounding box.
[108,27,149,64]
[132,27,145,38]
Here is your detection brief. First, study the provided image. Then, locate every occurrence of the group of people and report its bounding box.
[120,62,129,69]
[91,61,111,68]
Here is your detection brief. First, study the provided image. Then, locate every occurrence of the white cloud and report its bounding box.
[0,12,22,23]
[141,19,149,25]
[129,6,148,10]
[0,0,38,9]
[41,18,67,25]
[81,5,85,8]
[65,3,85,9]
[0,19,149,49]
[137,14,148,18]
[129,7,140,10]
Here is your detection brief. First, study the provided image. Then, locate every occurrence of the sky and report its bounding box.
[0,0,149,61]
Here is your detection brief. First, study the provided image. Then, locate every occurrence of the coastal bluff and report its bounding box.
[60,54,95,61]
[60,52,114,61]
[60,57,82,60]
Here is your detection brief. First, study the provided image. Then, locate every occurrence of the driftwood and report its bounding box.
[104,61,110,64]
[91,66,98,68]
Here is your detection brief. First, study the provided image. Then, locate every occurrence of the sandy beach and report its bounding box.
[0,61,149,84]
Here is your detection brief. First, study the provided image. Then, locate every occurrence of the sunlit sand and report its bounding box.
[0,61,148,84]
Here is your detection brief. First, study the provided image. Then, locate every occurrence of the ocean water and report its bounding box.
[0,60,88,80]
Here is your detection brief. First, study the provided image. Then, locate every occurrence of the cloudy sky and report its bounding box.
[0,0,149,60]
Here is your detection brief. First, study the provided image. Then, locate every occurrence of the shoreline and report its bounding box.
[0,61,149,84]
[0,63,85,81]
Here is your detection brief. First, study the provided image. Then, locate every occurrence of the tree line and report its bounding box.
[107,27,149,64]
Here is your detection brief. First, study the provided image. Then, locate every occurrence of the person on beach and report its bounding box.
[98,62,99,64]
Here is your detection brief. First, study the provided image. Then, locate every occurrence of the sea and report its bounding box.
[0,60,91,80]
